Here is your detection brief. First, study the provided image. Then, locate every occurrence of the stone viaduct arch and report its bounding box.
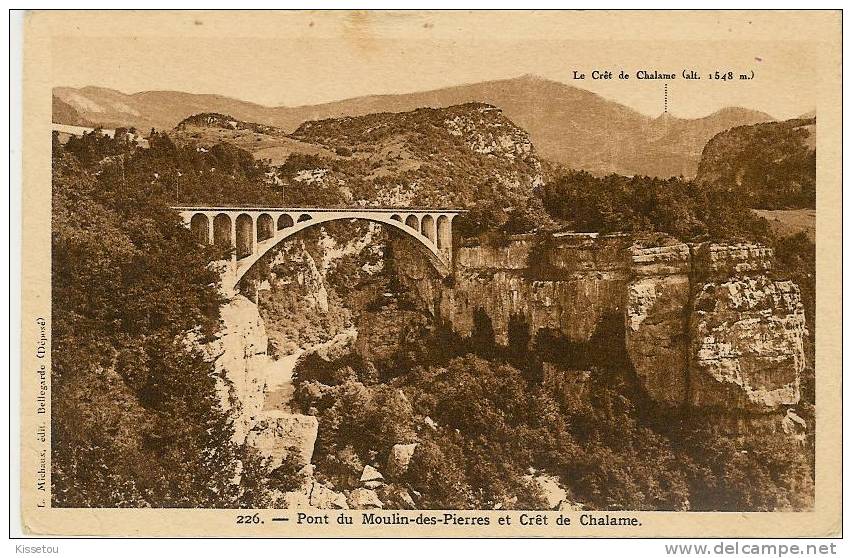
[175,206,466,291]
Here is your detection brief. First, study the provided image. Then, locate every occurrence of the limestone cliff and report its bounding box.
[694,244,803,414]
[689,274,806,412]
[625,242,691,406]
[626,243,807,416]
[210,294,269,444]
[627,241,807,416]
[437,235,630,346]
[398,233,808,430]
[692,242,774,281]
[218,228,808,506]
[209,293,319,469]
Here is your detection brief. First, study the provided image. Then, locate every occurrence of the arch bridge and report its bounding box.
[173,206,466,290]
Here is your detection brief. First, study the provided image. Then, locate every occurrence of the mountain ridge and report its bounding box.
[54,75,774,177]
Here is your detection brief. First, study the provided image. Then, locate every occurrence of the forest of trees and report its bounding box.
[50,131,289,507]
[536,170,772,241]
[291,324,813,511]
[696,118,816,210]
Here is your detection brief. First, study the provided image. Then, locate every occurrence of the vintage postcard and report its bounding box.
[18,9,841,537]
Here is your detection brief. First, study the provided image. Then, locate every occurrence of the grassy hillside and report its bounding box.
[52,95,92,127]
[752,209,815,242]
[172,112,339,165]
[272,103,553,234]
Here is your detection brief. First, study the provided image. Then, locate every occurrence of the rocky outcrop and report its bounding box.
[281,473,349,510]
[210,295,269,444]
[423,234,807,430]
[437,234,630,346]
[287,103,545,208]
[211,294,320,471]
[310,482,349,509]
[686,244,805,417]
[626,241,807,419]
[523,471,571,510]
[624,240,807,416]
[386,443,418,479]
[625,242,692,406]
[349,488,384,509]
[782,409,808,446]
[278,468,398,510]
[359,465,386,490]
[245,411,319,468]
[692,242,774,281]
[220,228,808,506]
[689,275,806,411]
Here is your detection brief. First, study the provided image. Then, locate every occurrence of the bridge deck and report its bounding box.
[171,206,467,213]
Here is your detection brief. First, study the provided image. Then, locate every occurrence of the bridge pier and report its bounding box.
[437,214,452,261]
[230,219,237,267]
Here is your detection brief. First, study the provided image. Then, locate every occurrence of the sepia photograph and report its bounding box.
[16,9,842,538]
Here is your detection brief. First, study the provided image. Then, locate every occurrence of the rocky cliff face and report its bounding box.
[625,241,806,416]
[437,235,631,346]
[631,242,806,420]
[397,234,808,432]
[626,242,692,406]
[689,267,806,412]
[209,294,319,468]
[209,295,270,444]
[218,229,807,506]
[353,302,433,370]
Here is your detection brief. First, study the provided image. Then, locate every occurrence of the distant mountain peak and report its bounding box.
[514,73,555,82]
[53,79,778,178]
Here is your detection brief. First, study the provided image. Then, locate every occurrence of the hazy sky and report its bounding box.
[48,11,821,119]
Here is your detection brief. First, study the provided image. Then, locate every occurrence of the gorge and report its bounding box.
[215,226,809,510]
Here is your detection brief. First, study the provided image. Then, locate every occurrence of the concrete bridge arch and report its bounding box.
[175,206,465,291]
